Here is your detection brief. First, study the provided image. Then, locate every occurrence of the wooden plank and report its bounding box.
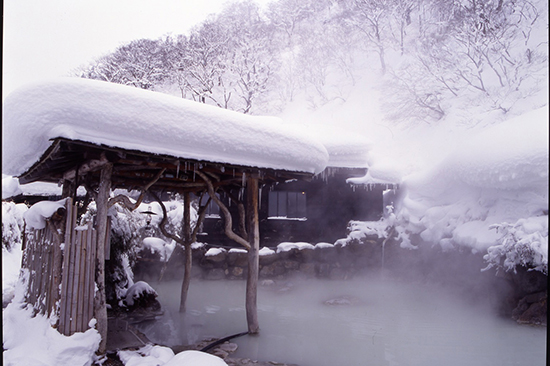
[26,239,36,307]
[50,217,64,322]
[43,231,53,315]
[76,228,88,332]
[69,229,83,335]
[65,220,78,335]
[34,234,45,313]
[58,203,73,335]
[88,229,97,330]
[82,224,93,330]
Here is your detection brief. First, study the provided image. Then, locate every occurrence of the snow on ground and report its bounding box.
[2,78,329,176]
[2,274,101,366]
[119,347,228,366]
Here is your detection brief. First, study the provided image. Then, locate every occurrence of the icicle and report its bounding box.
[242,172,246,187]
[220,166,225,173]
[176,161,180,178]
[259,186,263,208]
[238,188,244,201]
[193,163,196,181]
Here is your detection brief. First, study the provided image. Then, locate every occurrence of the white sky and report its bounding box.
[2,0,272,98]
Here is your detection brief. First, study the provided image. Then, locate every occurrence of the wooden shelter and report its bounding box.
[17,137,315,352]
[4,78,328,354]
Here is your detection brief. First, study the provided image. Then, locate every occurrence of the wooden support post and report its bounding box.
[94,163,112,354]
[179,192,192,313]
[246,176,260,334]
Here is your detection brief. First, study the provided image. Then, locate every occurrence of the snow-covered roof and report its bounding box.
[2,78,329,178]
[288,124,371,168]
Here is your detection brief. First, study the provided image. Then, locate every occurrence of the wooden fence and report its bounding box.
[21,198,99,336]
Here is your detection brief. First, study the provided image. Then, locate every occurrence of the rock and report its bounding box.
[229,266,245,278]
[323,295,361,306]
[227,251,248,267]
[259,252,278,266]
[213,349,229,359]
[219,342,239,353]
[512,291,547,325]
[205,268,226,280]
[260,261,286,278]
[260,279,275,286]
[314,246,338,263]
[329,267,349,280]
[202,249,227,267]
[299,263,316,277]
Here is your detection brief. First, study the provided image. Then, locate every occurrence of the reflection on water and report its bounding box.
[135,276,546,366]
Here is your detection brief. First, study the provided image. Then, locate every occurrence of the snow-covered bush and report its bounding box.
[336,207,398,247]
[2,201,28,250]
[483,216,548,275]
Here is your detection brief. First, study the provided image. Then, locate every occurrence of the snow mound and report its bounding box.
[259,247,276,256]
[276,242,315,253]
[205,247,227,257]
[3,296,101,366]
[124,281,157,307]
[23,198,68,230]
[2,78,329,177]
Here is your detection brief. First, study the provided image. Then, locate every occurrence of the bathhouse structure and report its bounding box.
[2,78,329,353]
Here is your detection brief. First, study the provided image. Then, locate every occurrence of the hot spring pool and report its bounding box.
[134,276,546,366]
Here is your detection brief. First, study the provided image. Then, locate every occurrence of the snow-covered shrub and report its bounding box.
[483,216,548,275]
[2,201,28,250]
[337,208,397,247]
[123,281,159,311]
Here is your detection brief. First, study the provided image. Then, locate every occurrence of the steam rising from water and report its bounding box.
[136,271,546,366]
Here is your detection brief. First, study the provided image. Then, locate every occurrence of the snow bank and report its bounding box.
[228,248,248,254]
[23,198,67,230]
[205,247,227,257]
[396,106,548,271]
[276,242,315,253]
[118,346,228,366]
[3,279,101,366]
[259,246,276,256]
[2,78,329,177]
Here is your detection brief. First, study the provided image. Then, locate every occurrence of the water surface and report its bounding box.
[137,276,546,366]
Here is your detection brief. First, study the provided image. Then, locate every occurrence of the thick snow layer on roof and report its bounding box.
[2,78,329,177]
[23,198,67,230]
[2,174,88,200]
[289,124,371,168]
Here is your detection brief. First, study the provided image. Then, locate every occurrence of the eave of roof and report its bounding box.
[18,138,313,193]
